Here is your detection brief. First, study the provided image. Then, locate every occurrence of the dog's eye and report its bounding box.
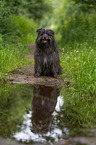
[46,30,55,36]
[40,32,44,36]
[46,32,52,36]
[46,31,53,36]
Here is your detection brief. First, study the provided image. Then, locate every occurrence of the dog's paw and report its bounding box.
[53,74,58,78]
[34,73,40,78]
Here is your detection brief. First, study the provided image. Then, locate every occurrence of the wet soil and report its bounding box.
[8,43,65,86]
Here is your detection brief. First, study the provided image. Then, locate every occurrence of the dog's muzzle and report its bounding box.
[42,34,49,43]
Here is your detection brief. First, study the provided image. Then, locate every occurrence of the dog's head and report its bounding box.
[36,28,56,48]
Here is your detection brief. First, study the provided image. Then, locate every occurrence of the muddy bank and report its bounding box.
[8,43,65,86]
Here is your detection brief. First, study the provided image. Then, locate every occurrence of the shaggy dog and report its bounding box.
[34,28,62,78]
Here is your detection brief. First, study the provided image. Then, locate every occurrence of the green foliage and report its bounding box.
[0,14,37,81]
[4,0,52,20]
[55,0,96,47]
[0,1,38,81]
[0,34,3,48]
[24,0,52,20]
[60,45,96,97]
[13,15,37,43]
[72,0,96,10]
[0,1,15,35]
[59,42,96,129]
[58,0,96,100]
[4,0,25,15]
[0,42,30,80]
[52,0,96,125]
[54,0,96,99]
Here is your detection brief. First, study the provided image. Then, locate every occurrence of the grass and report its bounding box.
[0,15,37,82]
[0,42,30,81]
[59,41,96,128]
[60,42,96,97]
[54,6,96,128]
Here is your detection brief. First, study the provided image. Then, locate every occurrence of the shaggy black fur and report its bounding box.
[34,28,62,78]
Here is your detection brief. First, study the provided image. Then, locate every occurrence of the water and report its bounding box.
[0,84,96,145]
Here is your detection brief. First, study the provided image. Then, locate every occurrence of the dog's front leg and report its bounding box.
[34,72,41,78]
[51,66,58,78]
[34,66,41,77]
[34,57,42,78]
[50,53,59,78]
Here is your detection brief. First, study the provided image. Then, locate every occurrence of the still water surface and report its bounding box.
[0,84,96,145]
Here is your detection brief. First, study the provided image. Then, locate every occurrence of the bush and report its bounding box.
[12,15,37,43]
[55,0,96,107]
[55,0,96,48]
[0,1,37,81]
[0,1,16,35]
[4,0,52,20]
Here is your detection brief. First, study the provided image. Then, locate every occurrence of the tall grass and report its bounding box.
[53,0,96,99]
[60,43,96,128]
[60,41,96,128]
[50,0,96,128]
[0,14,37,81]
[60,43,96,97]
[0,40,29,80]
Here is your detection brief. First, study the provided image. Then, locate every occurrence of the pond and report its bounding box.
[0,84,96,145]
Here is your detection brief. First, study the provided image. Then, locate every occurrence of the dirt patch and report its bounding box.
[8,43,65,86]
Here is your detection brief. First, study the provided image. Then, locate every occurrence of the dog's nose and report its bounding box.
[43,36,46,39]
[43,34,48,39]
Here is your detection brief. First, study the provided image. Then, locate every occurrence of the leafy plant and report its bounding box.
[4,0,52,20]
[12,15,37,43]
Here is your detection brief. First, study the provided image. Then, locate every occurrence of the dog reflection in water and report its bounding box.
[31,85,59,133]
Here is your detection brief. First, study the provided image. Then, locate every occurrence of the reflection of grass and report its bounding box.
[0,84,33,137]
[60,42,96,128]
[61,85,96,128]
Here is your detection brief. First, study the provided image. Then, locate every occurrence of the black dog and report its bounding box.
[34,28,62,78]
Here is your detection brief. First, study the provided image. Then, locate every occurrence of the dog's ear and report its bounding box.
[36,28,43,34]
[47,29,55,36]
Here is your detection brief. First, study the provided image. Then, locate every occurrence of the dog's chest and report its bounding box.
[44,57,47,64]
[42,55,52,66]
